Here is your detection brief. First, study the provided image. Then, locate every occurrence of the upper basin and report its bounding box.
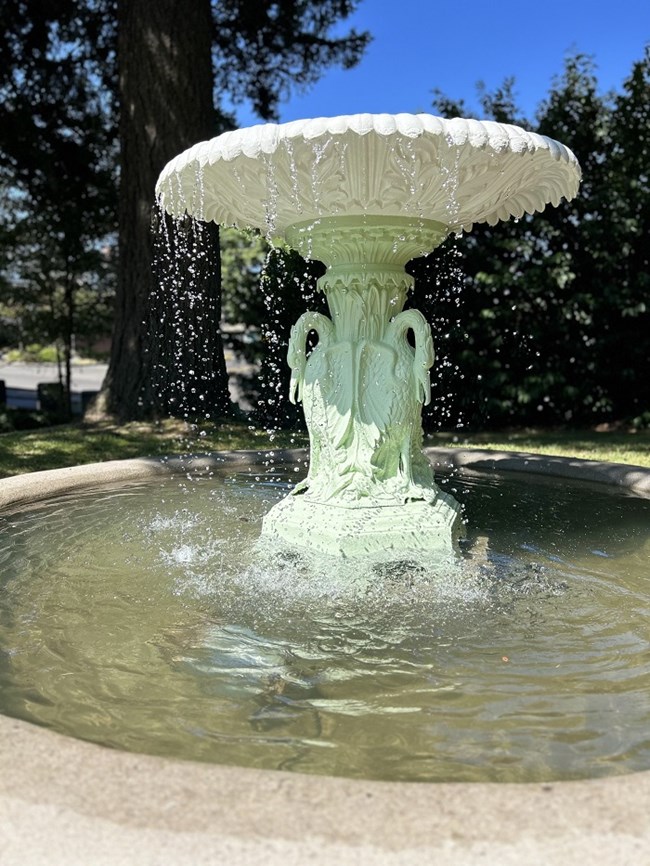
[155,112,581,236]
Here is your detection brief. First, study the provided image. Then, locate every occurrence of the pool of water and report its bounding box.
[0,466,649,783]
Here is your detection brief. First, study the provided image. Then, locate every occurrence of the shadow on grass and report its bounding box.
[0,419,648,479]
[426,428,650,468]
[0,419,309,478]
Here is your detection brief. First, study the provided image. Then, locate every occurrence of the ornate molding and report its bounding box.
[279,215,449,515]
[156,112,581,236]
[286,215,446,300]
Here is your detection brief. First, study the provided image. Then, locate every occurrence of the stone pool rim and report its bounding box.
[1,448,649,866]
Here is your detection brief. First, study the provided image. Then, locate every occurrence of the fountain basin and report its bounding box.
[1,450,649,864]
[155,113,580,234]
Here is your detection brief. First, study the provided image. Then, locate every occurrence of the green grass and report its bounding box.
[0,419,308,478]
[425,427,650,468]
[0,419,648,479]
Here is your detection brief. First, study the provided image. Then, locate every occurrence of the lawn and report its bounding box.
[425,427,650,468]
[0,418,649,478]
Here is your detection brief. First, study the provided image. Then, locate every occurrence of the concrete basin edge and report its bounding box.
[1,448,649,866]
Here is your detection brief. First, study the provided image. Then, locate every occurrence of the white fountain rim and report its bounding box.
[157,112,580,182]
[155,112,582,234]
[1,448,648,511]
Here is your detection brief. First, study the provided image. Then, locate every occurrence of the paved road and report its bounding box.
[0,362,107,392]
[0,362,106,412]
[0,359,255,411]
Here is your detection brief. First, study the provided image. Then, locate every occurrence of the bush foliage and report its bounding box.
[223,51,650,431]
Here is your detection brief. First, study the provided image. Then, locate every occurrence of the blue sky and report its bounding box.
[232,0,649,126]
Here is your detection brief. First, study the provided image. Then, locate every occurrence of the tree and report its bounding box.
[97,0,370,421]
[421,52,650,429]
[220,227,269,340]
[602,47,650,424]
[95,0,226,421]
[0,0,117,415]
[0,181,114,366]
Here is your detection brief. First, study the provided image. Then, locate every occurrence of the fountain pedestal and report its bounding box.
[261,215,464,559]
[262,495,463,559]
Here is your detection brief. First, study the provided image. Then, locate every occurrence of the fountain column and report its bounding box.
[261,214,464,558]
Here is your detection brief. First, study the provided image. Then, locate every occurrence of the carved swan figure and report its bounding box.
[359,308,436,496]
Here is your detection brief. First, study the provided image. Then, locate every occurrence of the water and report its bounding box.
[0,467,649,783]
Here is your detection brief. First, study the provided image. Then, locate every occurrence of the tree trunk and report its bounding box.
[98,0,230,421]
[63,262,74,419]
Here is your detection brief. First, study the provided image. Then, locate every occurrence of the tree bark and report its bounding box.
[99,0,230,421]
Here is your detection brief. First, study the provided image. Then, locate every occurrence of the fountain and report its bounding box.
[156,113,580,559]
[3,114,650,864]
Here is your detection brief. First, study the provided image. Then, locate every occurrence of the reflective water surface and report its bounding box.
[0,466,649,783]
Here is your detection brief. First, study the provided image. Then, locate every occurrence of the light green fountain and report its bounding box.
[156,113,580,559]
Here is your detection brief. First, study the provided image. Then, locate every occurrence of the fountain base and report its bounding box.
[261,492,464,559]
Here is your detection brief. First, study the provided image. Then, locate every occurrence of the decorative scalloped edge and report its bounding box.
[159,113,579,178]
[156,112,581,234]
